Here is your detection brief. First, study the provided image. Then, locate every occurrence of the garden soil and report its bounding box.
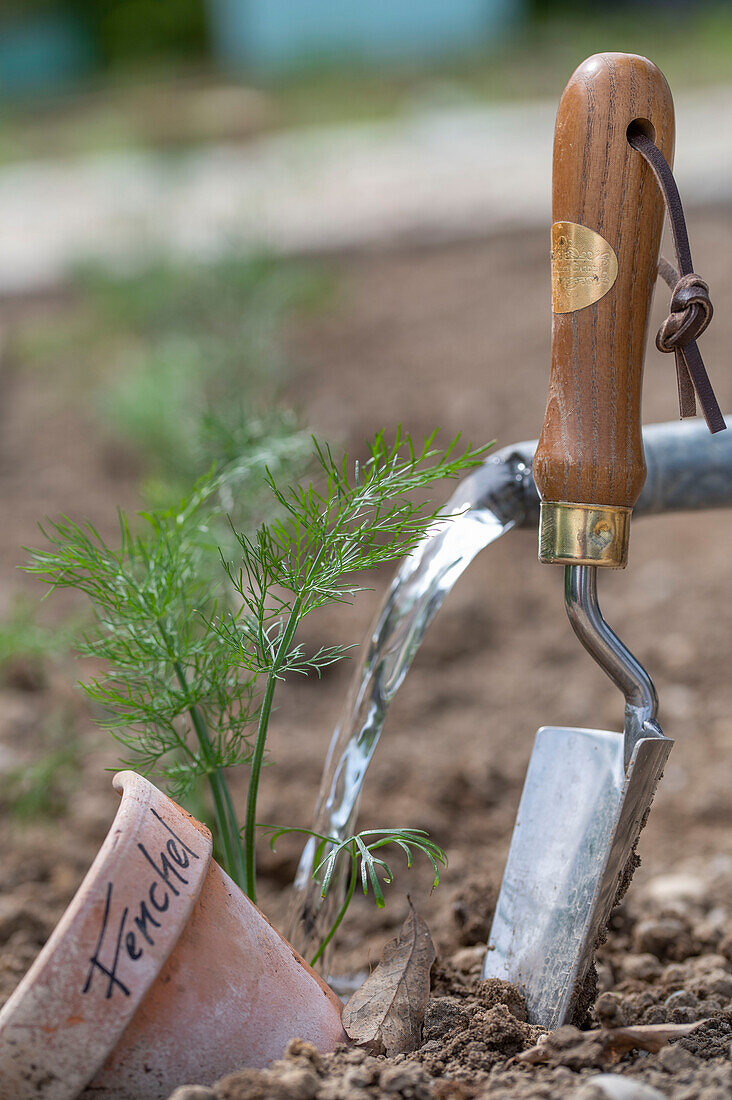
[1,214,731,1098]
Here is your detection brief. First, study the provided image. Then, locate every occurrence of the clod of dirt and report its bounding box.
[421,996,469,1042]
[213,1040,324,1100]
[620,954,662,983]
[343,903,435,1056]
[595,993,630,1029]
[451,882,495,947]
[409,978,542,1081]
[632,916,698,961]
[676,1009,732,1059]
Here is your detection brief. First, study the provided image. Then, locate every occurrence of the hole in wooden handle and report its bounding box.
[627,117,656,145]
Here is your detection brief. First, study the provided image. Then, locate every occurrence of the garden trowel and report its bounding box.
[483,54,679,1028]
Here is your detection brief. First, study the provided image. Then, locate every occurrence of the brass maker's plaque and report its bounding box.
[551,221,618,313]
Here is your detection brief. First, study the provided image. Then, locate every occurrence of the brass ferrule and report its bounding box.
[539,502,631,568]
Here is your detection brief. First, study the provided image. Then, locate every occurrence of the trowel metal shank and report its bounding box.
[482,416,732,530]
[483,726,671,1028]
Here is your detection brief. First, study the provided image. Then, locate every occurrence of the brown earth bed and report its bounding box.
[1,213,731,1097]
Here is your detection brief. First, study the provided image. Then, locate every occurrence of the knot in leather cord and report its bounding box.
[656,273,713,353]
[628,127,725,434]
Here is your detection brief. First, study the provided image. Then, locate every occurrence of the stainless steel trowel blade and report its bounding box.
[482,726,672,1028]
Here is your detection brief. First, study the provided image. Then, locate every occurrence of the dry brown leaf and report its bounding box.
[518,1019,709,1065]
[342,901,435,1056]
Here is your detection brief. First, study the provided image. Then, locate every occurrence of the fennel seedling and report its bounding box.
[266,826,447,966]
[28,428,486,949]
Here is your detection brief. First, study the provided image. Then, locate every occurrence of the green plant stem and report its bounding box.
[310,850,358,968]
[243,598,302,901]
[219,772,247,884]
[185,688,246,889]
[164,638,246,890]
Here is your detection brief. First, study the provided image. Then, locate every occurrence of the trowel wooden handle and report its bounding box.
[533,53,674,567]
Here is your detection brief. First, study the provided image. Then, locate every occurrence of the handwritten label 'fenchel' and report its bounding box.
[82,807,201,1000]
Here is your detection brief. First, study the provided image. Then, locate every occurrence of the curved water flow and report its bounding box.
[286,447,533,964]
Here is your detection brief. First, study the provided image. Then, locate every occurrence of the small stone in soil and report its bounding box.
[168,1089,215,1100]
[577,1074,666,1099]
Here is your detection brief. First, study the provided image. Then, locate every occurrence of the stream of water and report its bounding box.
[286,450,532,967]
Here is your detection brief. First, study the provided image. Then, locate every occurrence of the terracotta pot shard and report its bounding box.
[0,771,345,1099]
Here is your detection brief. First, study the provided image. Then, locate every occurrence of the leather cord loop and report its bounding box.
[628,128,725,434]
[656,273,713,352]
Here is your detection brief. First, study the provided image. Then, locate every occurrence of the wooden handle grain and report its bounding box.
[533,53,675,510]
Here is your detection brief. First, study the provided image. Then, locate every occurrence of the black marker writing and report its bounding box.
[81,810,200,999]
[82,882,131,999]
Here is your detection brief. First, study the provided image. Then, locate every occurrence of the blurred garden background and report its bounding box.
[4,2,732,145]
[1,0,731,1040]
[3,1,732,288]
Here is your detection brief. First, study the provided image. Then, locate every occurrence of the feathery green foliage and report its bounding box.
[27,428,486,948]
[266,826,448,966]
[213,427,487,896]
